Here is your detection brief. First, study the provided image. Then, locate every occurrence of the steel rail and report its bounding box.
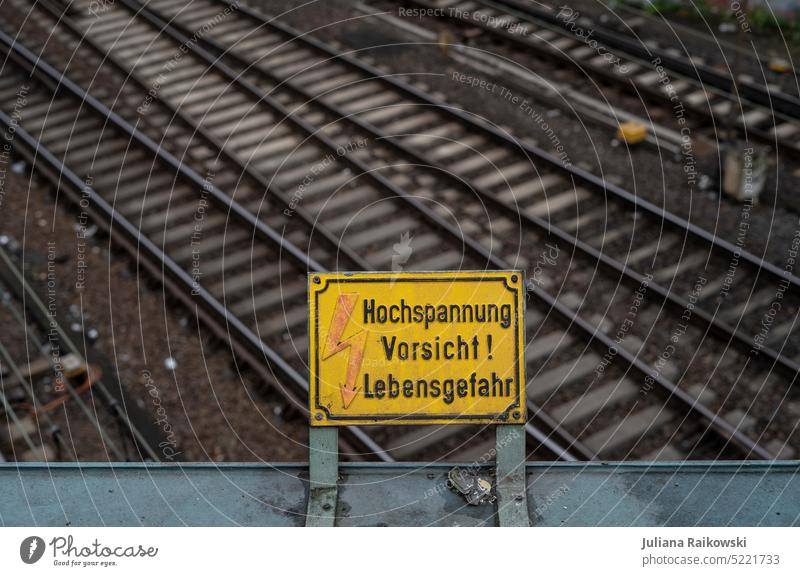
[1,31,322,275]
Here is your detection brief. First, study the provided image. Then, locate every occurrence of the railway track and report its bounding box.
[1,4,579,464]
[0,244,162,461]
[2,0,797,461]
[392,0,800,157]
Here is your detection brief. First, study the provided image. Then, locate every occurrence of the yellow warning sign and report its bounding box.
[309,271,526,426]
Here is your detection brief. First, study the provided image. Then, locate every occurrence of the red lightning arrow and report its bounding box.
[322,293,367,409]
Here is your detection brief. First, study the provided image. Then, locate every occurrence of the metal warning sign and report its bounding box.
[309,271,526,426]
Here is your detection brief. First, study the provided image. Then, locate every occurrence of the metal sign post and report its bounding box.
[305,427,338,527]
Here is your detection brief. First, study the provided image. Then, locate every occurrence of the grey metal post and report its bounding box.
[495,424,531,526]
[305,427,339,527]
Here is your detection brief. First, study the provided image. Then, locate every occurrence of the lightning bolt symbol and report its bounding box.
[322,293,367,409]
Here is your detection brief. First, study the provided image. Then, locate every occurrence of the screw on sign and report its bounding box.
[308,270,526,426]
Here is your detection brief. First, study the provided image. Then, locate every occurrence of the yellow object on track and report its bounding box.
[769,60,792,74]
[616,121,648,144]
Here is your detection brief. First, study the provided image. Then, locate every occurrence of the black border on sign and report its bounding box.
[312,274,523,423]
